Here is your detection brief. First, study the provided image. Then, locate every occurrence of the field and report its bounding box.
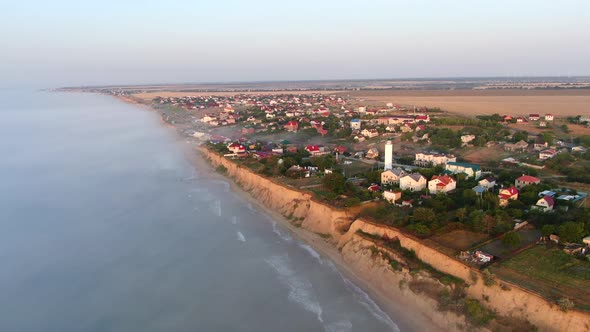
[491,245,590,311]
[431,230,489,252]
[346,89,590,118]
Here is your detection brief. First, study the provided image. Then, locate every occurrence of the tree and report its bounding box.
[413,207,436,225]
[557,221,585,243]
[502,232,522,248]
[541,224,555,237]
[322,172,347,195]
[542,132,555,144]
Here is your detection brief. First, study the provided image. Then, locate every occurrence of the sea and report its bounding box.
[0,89,410,332]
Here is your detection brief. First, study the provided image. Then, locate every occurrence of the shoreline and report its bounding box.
[126,95,445,331]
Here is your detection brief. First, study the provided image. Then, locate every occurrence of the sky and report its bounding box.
[1,0,589,88]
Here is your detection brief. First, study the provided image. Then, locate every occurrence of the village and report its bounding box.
[149,91,590,310]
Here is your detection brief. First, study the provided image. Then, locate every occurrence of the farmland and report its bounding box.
[346,89,590,118]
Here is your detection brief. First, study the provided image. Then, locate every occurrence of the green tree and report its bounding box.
[322,172,347,195]
[542,132,555,144]
[502,232,522,248]
[413,207,436,225]
[557,221,585,243]
[541,224,555,237]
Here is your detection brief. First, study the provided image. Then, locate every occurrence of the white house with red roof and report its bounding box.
[284,121,299,132]
[428,175,456,194]
[305,145,327,156]
[529,114,540,121]
[498,187,519,207]
[227,142,247,154]
[539,149,557,160]
[535,196,555,212]
[415,114,430,122]
[515,175,541,189]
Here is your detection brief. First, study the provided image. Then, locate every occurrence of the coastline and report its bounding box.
[126,96,446,331]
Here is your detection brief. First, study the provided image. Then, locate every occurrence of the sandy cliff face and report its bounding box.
[202,149,354,241]
[202,148,590,332]
[340,219,590,332]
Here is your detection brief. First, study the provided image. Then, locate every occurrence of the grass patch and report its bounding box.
[492,245,590,311]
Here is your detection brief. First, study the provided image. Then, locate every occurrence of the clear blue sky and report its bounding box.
[1,0,589,87]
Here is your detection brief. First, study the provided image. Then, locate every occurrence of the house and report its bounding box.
[227,142,247,154]
[284,121,299,132]
[539,121,547,128]
[545,114,554,121]
[529,114,540,121]
[366,148,379,159]
[502,115,513,122]
[428,175,456,194]
[399,173,427,192]
[415,114,430,123]
[478,177,496,190]
[515,175,541,189]
[504,140,529,151]
[583,236,590,246]
[550,234,560,244]
[383,190,402,203]
[445,162,482,179]
[516,117,527,124]
[350,119,361,130]
[361,128,379,138]
[381,168,407,184]
[539,149,557,160]
[461,135,476,145]
[498,187,519,207]
[368,184,381,192]
[580,115,590,123]
[415,152,456,166]
[305,145,323,156]
[534,196,555,212]
[333,146,347,154]
[472,185,487,195]
[475,251,494,263]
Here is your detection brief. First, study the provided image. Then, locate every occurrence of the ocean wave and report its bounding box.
[324,319,352,332]
[272,222,293,242]
[236,231,246,242]
[298,243,322,264]
[341,277,399,332]
[265,255,323,323]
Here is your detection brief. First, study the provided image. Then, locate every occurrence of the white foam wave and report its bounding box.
[272,222,292,242]
[324,319,353,332]
[341,278,399,332]
[209,200,221,217]
[237,231,246,242]
[299,243,322,264]
[265,255,323,323]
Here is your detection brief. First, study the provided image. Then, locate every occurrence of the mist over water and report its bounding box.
[0,90,405,331]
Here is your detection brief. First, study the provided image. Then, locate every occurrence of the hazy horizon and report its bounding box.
[2,0,589,88]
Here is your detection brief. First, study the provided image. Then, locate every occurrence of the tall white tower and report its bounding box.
[384,140,393,170]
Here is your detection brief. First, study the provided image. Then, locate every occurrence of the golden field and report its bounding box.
[345,89,590,118]
[132,90,343,102]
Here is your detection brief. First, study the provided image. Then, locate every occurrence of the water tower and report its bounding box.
[384,140,393,170]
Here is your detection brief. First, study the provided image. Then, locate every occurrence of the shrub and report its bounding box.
[557,297,574,312]
[469,270,479,284]
[465,299,495,325]
[482,269,497,287]
[215,165,228,174]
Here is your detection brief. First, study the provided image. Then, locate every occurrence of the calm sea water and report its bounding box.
[0,90,409,332]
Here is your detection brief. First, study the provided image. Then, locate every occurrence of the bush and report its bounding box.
[343,197,361,207]
[557,297,574,312]
[465,299,495,326]
[215,165,228,174]
[482,269,496,286]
